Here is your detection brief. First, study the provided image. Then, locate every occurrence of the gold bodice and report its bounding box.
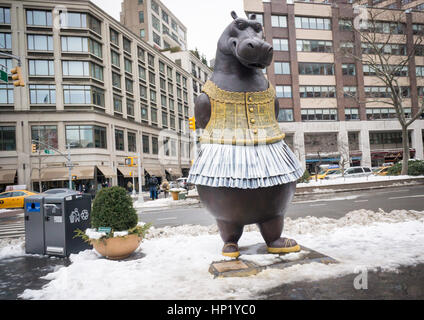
[200,80,285,145]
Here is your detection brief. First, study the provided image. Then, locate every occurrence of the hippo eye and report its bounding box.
[252,23,262,33]
[236,20,248,30]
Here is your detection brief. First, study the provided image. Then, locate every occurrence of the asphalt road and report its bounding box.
[137,185,424,227]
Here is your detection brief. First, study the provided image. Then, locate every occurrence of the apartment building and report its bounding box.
[244,0,424,172]
[120,0,187,51]
[0,0,195,192]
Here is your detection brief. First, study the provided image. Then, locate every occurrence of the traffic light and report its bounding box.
[11,66,25,87]
[188,117,196,131]
[31,143,37,153]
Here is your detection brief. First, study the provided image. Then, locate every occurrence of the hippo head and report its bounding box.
[217,11,273,70]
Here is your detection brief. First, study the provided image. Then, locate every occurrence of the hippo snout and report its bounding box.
[236,39,273,69]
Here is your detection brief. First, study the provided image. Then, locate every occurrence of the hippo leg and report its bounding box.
[216,219,244,258]
[256,216,300,254]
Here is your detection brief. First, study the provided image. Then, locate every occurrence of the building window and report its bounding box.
[363,64,408,77]
[127,100,134,117]
[296,40,332,53]
[28,60,54,76]
[339,19,352,31]
[125,78,133,93]
[128,132,137,152]
[170,115,175,129]
[274,62,290,74]
[91,63,103,81]
[295,16,331,30]
[150,89,157,103]
[343,86,357,98]
[124,58,132,74]
[362,43,406,56]
[271,15,287,28]
[111,50,120,67]
[0,7,10,24]
[412,23,424,35]
[60,12,87,28]
[416,66,424,77]
[152,14,161,32]
[123,37,131,54]
[153,32,161,46]
[365,21,405,35]
[152,136,159,155]
[62,61,89,77]
[26,9,52,27]
[89,15,101,35]
[148,53,155,68]
[112,72,121,88]
[29,84,56,104]
[110,28,119,46]
[345,108,359,121]
[273,39,289,51]
[142,135,150,154]
[66,125,106,149]
[151,0,159,14]
[299,86,336,98]
[161,94,167,107]
[113,95,122,113]
[151,107,158,124]
[31,125,58,150]
[140,29,145,38]
[0,33,11,50]
[140,85,147,99]
[342,63,356,76]
[139,65,146,81]
[301,109,338,121]
[369,131,411,148]
[141,104,148,121]
[162,10,169,24]
[138,47,145,61]
[0,58,12,71]
[61,36,88,52]
[162,111,168,128]
[115,129,124,151]
[0,126,15,151]
[298,63,334,75]
[0,84,14,104]
[340,41,354,55]
[27,34,53,51]
[91,87,105,107]
[366,108,406,120]
[276,85,292,98]
[63,85,91,104]
[277,109,294,122]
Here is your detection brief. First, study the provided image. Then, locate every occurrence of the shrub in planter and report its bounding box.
[75,186,150,260]
[91,186,137,231]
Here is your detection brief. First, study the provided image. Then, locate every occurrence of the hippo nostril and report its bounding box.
[233,41,237,47]
[247,43,254,49]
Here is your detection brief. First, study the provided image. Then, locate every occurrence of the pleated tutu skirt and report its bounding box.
[187,140,304,189]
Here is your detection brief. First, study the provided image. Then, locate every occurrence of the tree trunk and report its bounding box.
[401,126,410,176]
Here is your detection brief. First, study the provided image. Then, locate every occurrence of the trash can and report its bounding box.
[24,189,92,257]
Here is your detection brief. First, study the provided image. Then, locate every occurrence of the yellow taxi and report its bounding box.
[0,190,37,209]
[373,166,391,176]
[309,167,342,180]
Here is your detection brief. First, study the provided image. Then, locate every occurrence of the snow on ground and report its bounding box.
[135,197,200,209]
[298,174,424,188]
[1,209,423,300]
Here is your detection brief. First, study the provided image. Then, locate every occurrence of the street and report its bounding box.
[136,185,424,227]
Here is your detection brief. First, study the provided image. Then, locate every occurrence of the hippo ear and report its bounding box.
[231,11,238,20]
[249,13,257,20]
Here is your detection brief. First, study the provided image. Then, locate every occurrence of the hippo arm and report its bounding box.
[194,93,211,129]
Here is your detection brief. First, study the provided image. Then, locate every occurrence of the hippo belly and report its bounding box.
[197,182,296,226]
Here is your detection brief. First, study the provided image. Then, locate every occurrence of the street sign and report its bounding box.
[44,149,54,155]
[0,70,8,83]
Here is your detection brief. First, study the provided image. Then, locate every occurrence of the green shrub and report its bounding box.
[91,186,138,231]
[387,160,424,176]
[297,170,310,183]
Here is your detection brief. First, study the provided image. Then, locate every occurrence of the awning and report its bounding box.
[165,166,182,178]
[144,164,164,177]
[0,169,17,184]
[117,166,138,178]
[31,166,94,181]
[97,166,116,178]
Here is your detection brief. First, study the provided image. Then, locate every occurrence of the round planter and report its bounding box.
[170,191,180,200]
[91,233,142,260]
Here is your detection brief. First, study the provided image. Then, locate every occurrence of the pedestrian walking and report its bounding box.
[148,175,159,200]
[161,179,170,198]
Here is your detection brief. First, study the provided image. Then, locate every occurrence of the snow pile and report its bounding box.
[8,209,424,300]
[0,237,25,259]
[135,197,200,209]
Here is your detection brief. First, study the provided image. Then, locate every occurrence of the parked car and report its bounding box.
[323,168,344,180]
[343,166,373,178]
[0,190,37,209]
[177,177,193,190]
[310,167,341,180]
[373,165,393,176]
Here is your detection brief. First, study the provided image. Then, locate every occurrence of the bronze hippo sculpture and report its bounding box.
[188,12,304,258]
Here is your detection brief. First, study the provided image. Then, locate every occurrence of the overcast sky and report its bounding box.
[91,0,245,62]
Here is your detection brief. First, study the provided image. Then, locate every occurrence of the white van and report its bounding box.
[343,166,373,178]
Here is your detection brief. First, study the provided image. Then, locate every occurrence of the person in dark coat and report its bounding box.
[148,175,159,200]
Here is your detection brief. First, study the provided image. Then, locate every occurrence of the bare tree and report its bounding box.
[342,8,424,175]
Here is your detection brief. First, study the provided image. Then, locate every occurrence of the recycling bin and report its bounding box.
[24,189,92,257]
